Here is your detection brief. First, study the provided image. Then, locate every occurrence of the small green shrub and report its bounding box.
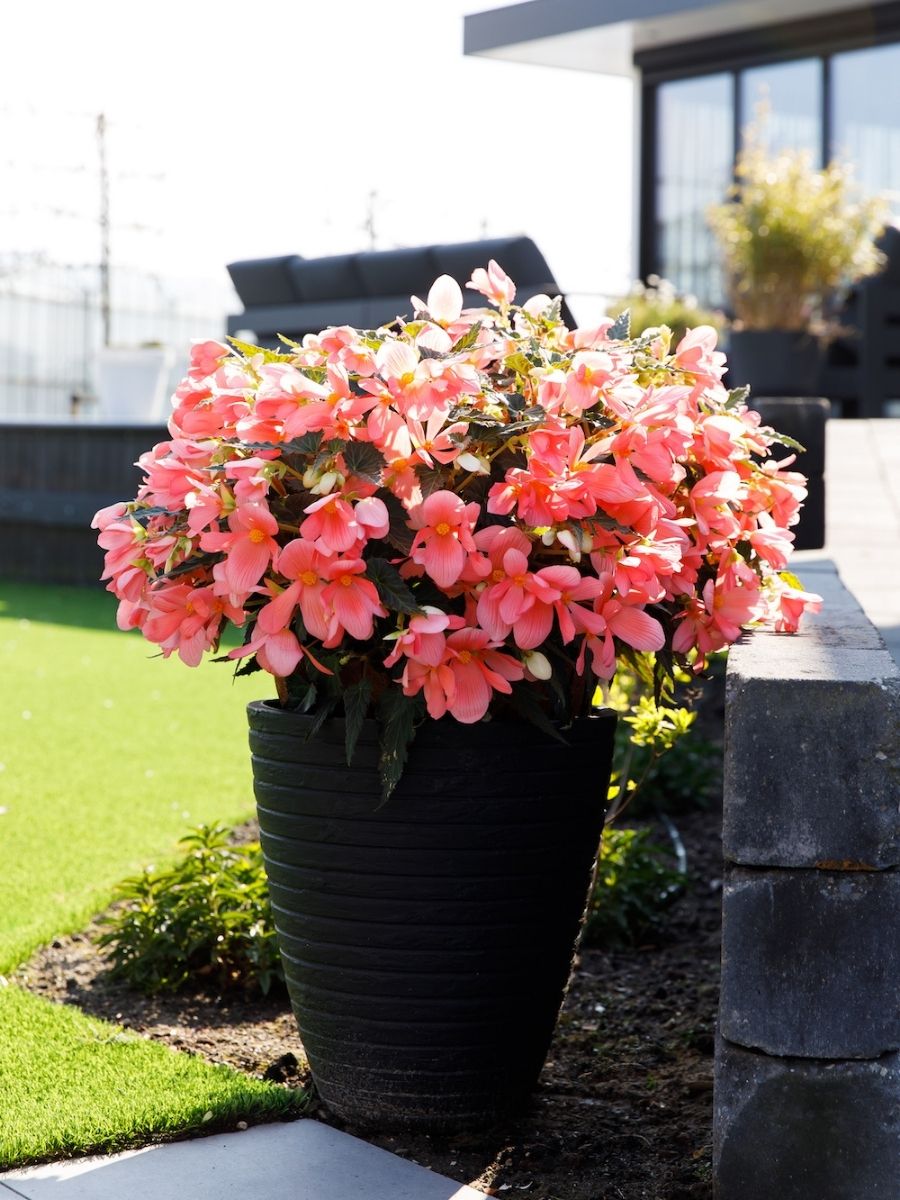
[584,826,685,948]
[97,825,283,995]
[608,276,725,349]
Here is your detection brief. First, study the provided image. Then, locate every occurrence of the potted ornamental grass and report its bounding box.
[708,125,887,397]
[94,260,821,1130]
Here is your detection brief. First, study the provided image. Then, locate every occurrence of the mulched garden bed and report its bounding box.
[17,802,722,1200]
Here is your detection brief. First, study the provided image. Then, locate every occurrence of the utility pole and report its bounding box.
[363,190,378,251]
[96,112,111,347]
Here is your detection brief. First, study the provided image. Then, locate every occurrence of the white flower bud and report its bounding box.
[524,651,552,680]
[457,451,489,474]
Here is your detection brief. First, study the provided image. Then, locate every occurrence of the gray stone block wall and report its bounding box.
[715,560,900,1199]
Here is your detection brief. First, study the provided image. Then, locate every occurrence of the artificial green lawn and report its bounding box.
[0,986,302,1168]
[0,581,273,974]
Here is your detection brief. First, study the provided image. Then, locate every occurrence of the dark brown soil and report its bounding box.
[17,804,722,1200]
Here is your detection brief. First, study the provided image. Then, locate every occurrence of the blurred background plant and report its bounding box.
[97,824,283,995]
[707,116,887,333]
[607,275,725,349]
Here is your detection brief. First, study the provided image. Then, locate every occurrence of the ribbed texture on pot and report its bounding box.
[248,699,615,1131]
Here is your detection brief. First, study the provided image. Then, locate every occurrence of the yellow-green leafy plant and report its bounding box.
[608,276,725,350]
[708,128,888,332]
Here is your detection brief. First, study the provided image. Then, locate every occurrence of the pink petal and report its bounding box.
[608,606,666,651]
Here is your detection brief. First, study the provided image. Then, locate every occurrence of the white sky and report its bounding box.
[1,0,635,321]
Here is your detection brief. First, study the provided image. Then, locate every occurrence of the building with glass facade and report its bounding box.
[465,0,900,308]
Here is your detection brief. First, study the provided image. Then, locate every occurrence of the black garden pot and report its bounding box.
[727,329,823,398]
[248,699,616,1131]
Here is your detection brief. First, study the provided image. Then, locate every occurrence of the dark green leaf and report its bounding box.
[227,336,295,364]
[607,310,631,341]
[378,689,422,801]
[378,490,415,555]
[544,295,563,325]
[450,320,482,354]
[365,557,423,615]
[130,505,178,525]
[505,683,570,745]
[725,385,751,409]
[417,466,447,498]
[342,440,384,485]
[304,694,340,742]
[233,656,262,678]
[284,431,323,456]
[767,431,807,453]
[162,551,222,580]
[343,676,373,765]
[504,351,538,376]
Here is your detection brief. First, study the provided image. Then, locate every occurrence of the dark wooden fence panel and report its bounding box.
[0,423,167,586]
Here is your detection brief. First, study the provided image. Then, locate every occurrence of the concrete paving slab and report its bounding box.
[0,1121,488,1200]
[808,420,900,667]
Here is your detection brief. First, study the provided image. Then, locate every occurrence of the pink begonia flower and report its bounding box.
[673,326,727,388]
[96,518,148,581]
[400,659,457,720]
[467,259,515,308]
[768,580,823,633]
[443,627,525,723]
[91,501,128,530]
[225,456,275,505]
[354,496,390,540]
[563,352,614,418]
[748,513,795,570]
[515,565,607,649]
[402,627,524,723]
[184,480,227,536]
[476,546,559,644]
[321,558,387,644]
[229,628,313,677]
[141,582,243,667]
[750,459,809,529]
[188,340,229,381]
[258,539,332,641]
[200,504,279,594]
[412,275,463,326]
[409,491,480,589]
[689,469,745,540]
[406,410,469,468]
[383,607,450,669]
[300,494,362,555]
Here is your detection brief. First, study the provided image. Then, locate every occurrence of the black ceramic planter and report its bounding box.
[727,329,823,398]
[247,699,616,1131]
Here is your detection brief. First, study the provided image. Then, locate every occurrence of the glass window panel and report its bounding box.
[832,43,900,215]
[740,59,822,160]
[656,73,733,306]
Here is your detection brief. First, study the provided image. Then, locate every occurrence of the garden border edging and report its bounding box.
[714,559,900,1197]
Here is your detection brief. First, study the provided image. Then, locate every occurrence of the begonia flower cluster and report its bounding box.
[94,262,821,733]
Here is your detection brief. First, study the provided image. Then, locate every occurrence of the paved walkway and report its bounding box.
[795,419,900,665]
[0,1122,488,1200]
[0,419,895,1199]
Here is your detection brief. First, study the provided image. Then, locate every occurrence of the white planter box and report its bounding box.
[95,347,173,424]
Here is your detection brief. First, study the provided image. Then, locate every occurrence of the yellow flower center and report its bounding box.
[248,528,266,544]
[327,393,341,407]
[513,574,527,587]
[435,522,451,536]
[491,568,505,583]
[339,574,353,587]
[301,571,318,587]
[456,649,473,664]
